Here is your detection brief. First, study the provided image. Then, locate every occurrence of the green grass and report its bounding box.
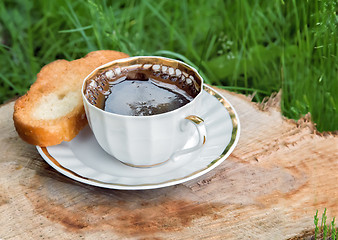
[0,0,337,131]
[314,209,337,240]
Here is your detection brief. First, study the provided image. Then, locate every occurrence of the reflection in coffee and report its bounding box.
[104,78,193,116]
[84,61,202,116]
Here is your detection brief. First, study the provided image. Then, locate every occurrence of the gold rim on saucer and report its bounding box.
[38,85,239,189]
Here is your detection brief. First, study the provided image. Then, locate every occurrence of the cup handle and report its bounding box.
[171,115,207,161]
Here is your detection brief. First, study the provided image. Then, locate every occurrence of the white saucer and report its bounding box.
[37,85,240,190]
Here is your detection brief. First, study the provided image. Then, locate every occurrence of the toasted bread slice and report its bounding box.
[13,50,129,146]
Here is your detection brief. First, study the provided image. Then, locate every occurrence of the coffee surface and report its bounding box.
[104,78,193,116]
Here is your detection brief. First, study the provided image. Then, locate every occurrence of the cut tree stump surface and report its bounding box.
[0,88,337,240]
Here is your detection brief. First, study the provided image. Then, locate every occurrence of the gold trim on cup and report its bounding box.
[185,115,204,125]
[122,159,170,168]
[185,115,206,145]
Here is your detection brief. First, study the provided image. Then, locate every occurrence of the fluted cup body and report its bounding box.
[82,56,205,167]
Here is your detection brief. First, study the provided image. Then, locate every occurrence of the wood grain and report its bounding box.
[0,88,337,240]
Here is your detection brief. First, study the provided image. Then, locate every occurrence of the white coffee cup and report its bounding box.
[82,56,207,167]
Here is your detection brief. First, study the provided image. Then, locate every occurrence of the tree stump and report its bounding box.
[0,88,337,239]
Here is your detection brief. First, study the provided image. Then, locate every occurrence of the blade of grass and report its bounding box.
[58,25,93,33]
[0,73,22,94]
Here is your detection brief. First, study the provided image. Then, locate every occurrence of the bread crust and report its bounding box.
[13,50,129,146]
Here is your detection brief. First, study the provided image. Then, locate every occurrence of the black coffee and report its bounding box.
[104,78,193,116]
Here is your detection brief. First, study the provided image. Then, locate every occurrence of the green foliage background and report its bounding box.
[0,0,337,131]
